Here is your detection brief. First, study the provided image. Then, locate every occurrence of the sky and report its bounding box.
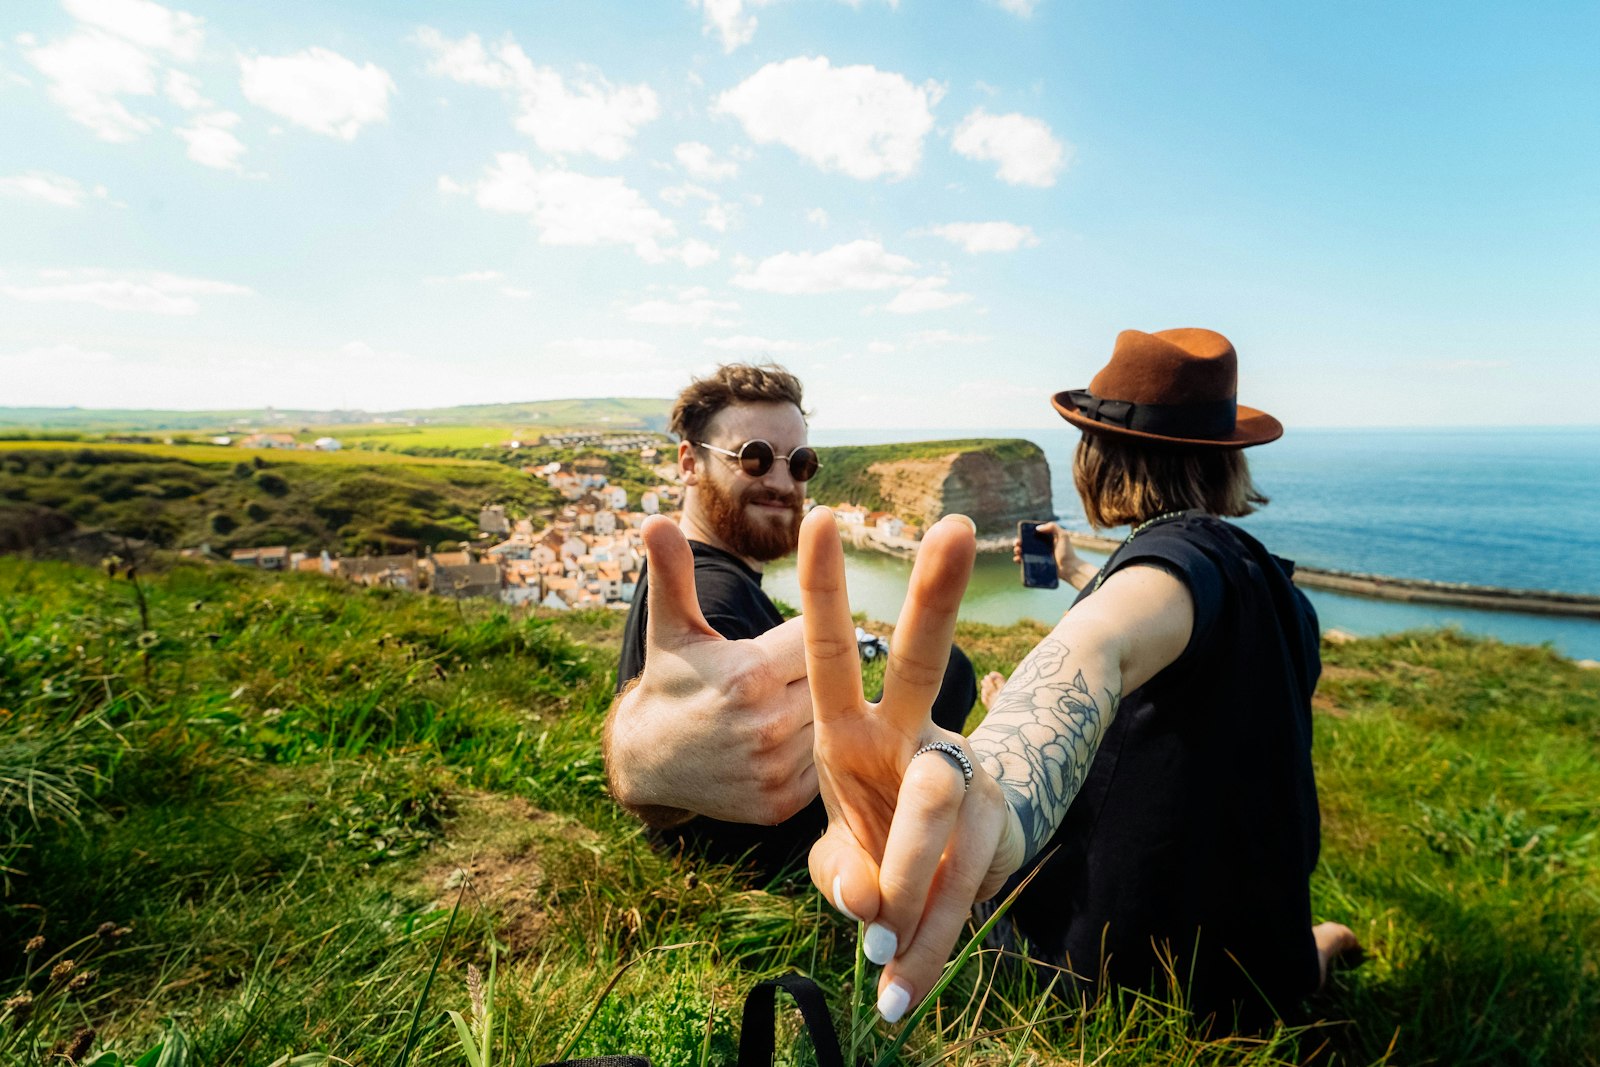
[1,0,1597,429]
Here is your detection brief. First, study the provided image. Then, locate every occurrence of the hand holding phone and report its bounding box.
[1018,520,1059,589]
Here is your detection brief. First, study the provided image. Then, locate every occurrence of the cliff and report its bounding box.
[809,438,1053,535]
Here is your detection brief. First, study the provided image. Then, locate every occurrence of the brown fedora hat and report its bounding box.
[1051,327,1283,448]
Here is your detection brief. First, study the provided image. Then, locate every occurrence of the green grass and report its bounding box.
[0,446,558,555]
[1,555,1596,1065]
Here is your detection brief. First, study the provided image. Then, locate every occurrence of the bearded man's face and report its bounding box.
[690,401,808,562]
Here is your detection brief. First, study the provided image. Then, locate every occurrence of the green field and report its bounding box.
[0,445,555,556]
[2,555,1596,1065]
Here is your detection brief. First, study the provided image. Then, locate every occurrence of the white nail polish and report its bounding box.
[877,979,912,1024]
[863,922,897,965]
[832,875,862,922]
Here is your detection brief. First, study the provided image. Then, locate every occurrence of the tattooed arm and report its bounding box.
[972,561,1197,862]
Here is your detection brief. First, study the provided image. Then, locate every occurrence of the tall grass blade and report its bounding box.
[393,887,466,1067]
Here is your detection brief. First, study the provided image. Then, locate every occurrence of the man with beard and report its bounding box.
[607,362,976,879]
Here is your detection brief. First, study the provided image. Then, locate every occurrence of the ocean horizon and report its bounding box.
[784,425,1600,659]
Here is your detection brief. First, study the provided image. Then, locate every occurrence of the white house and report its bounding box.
[835,504,868,527]
[641,491,659,515]
[603,485,627,510]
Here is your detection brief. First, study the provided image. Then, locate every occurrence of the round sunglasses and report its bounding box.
[692,439,821,482]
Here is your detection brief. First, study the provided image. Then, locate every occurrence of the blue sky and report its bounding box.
[1,0,1596,428]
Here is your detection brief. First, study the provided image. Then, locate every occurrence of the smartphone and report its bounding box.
[1019,520,1059,589]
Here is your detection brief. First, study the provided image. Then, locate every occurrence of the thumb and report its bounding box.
[810,822,883,931]
[642,515,718,647]
[1036,521,1060,539]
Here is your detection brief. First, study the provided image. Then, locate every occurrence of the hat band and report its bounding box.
[1067,389,1237,439]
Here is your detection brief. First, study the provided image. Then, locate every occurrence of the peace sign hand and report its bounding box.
[798,509,1026,1023]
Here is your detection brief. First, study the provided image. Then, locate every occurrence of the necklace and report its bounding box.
[1091,509,1192,592]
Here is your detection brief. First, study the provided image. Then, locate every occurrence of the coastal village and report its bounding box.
[221,434,925,611]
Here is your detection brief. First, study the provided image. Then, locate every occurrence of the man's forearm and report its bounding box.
[971,633,1121,862]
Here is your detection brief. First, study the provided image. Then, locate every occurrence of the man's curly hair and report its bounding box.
[668,362,807,443]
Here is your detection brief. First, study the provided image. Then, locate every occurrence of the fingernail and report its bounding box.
[877,979,912,1024]
[864,922,897,965]
[946,514,976,532]
[832,875,862,922]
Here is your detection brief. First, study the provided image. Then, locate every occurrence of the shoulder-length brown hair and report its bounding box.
[1073,433,1268,529]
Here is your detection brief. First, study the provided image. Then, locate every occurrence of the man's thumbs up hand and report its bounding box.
[603,516,816,828]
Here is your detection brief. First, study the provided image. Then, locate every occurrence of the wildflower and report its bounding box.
[50,1026,96,1062]
[50,959,75,982]
[3,992,32,1019]
[136,631,160,650]
[24,935,44,954]
[67,969,97,992]
[467,963,486,1037]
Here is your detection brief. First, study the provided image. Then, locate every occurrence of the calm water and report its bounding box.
[767,427,1600,659]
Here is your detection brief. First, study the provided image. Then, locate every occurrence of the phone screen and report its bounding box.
[1019,521,1059,589]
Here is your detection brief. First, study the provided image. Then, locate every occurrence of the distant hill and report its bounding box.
[0,397,673,434]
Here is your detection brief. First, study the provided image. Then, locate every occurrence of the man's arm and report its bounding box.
[602,518,814,828]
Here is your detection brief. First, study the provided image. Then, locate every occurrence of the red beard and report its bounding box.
[699,473,804,562]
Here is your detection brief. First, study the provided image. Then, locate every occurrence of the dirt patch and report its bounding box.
[1322,665,1381,682]
[426,795,595,956]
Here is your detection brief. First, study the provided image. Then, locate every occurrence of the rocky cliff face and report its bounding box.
[866,445,1053,535]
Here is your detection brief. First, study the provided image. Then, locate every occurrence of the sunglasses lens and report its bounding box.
[788,447,819,482]
[736,439,775,477]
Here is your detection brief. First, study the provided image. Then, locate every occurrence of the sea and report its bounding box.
[764,427,1600,660]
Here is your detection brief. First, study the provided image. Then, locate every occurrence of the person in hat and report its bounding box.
[800,327,1358,1031]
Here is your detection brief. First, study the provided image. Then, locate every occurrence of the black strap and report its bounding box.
[737,973,845,1067]
[1065,388,1237,439]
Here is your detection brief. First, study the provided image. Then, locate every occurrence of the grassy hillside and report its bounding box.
[809,438,1044,514]
[2,555,1595,1065]
[0,445,556,555]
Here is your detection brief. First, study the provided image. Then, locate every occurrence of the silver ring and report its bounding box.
[911,741,973,792]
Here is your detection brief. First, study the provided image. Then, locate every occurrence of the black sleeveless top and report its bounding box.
[1004,513,1322,1028]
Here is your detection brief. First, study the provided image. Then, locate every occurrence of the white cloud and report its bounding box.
[240,48,394,140]
[669,238,720,268]
[0,172,108,207]
[921,221,1039,253]
[416,29,658,161]
[626,287,739,327]
[866,341,896,354]
[881,277,971,314]
[63,0,202,60]
[444,152,680,263]
[694,0,764,53]
[411,27,507,87]
[715,56,941,181]
[702,204,731,232]
[951,108,1068,187]
[25,29,160,141]
[176,110,245,170]
[499,286,533,300]
[991,0,1040,15]
[675,141,738,181]
[733,240,920,294]
[0,268,251,314]
[703,335,812,353]
[807,207,829,228]
[163,67,201,108]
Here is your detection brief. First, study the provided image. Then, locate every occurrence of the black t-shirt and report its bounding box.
[616,539,976,881]
[1004,513,1322,1028]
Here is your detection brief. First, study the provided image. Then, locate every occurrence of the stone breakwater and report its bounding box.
[1060,531,1600,620]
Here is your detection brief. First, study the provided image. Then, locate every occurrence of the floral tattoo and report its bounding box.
[975,637,1119,860]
